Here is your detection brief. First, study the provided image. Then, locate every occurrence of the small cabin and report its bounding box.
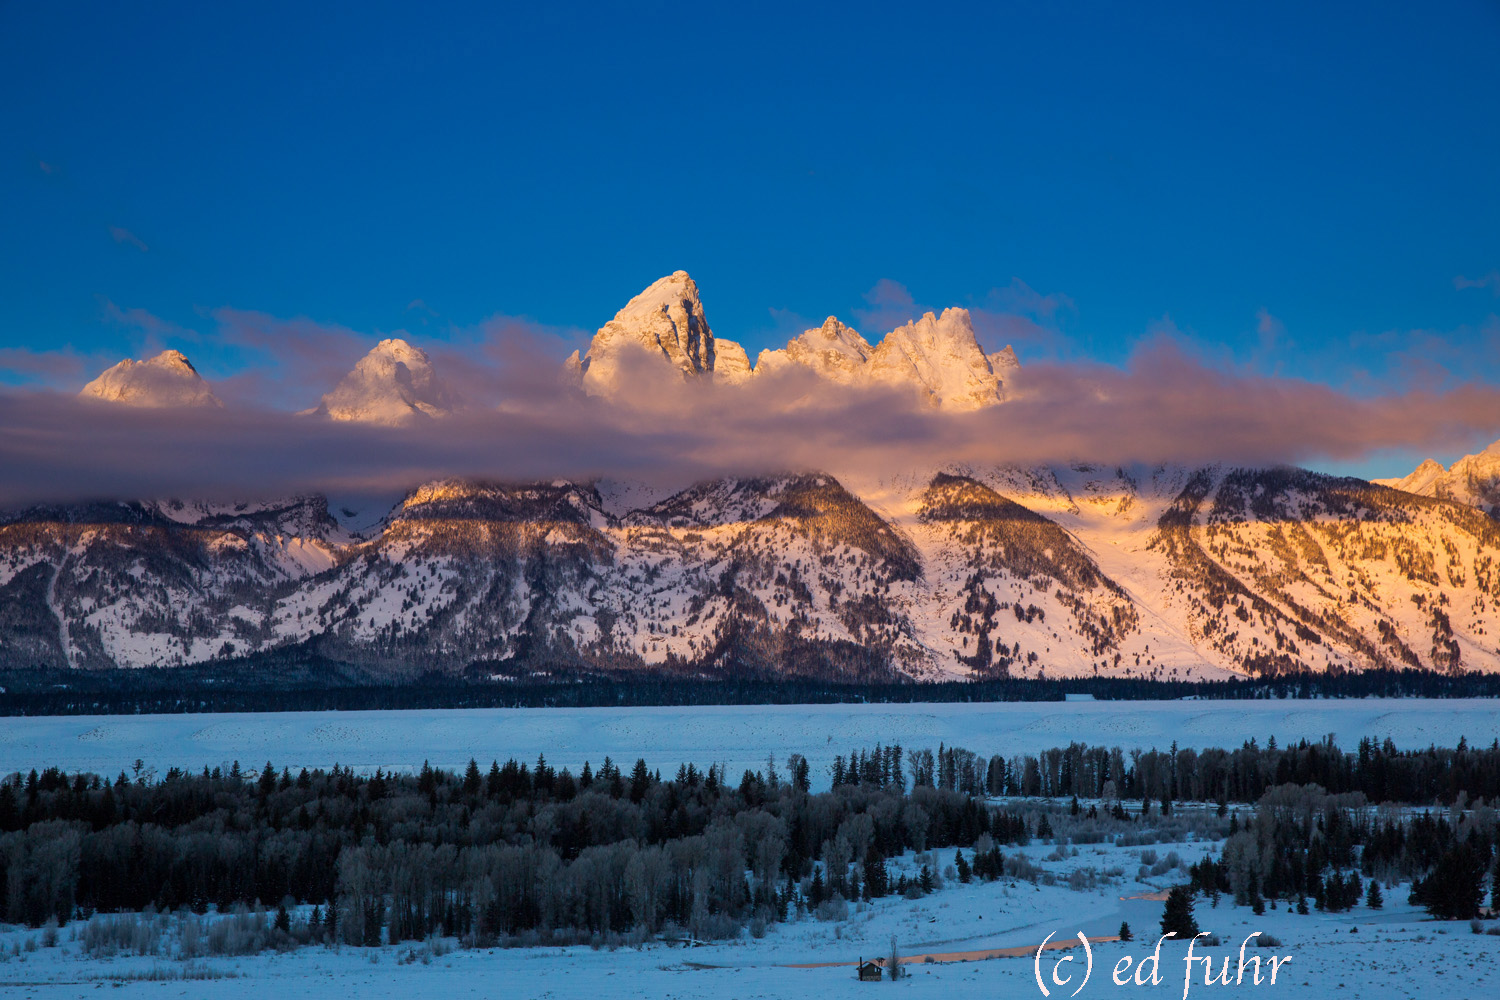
[857,958,883,981]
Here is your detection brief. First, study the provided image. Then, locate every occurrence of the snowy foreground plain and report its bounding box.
[3,699,1498,998]
[1,816,1495,999]
[4,698,1499,785]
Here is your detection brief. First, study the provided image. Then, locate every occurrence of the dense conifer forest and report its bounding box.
[2,736,1495,940]
[3,663,1500,717]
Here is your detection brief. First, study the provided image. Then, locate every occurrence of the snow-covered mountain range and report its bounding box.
[4,461,1499,679]
[17,272,1500,680]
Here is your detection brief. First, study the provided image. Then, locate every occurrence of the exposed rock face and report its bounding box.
[755,317,873,385]
[308,338,459,426]
[1376,441,1500,517]
[79,350,222,408]
[712,339,754,385]
[580,271,717,395]
[988,345,1021,379]
[865,308,1008,410]
[570,273,1018,409]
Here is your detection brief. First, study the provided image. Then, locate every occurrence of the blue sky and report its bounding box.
[2,2,1498,477]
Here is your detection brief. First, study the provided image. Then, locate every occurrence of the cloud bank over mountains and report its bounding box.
[2,271,1499,505]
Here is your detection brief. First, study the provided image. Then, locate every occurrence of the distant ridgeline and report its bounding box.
[2,662,1500,716]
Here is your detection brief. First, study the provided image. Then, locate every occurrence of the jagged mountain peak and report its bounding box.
[79,349,223,408]
[866,307,1009,410]
[713,339,753,385]
[756,316,873,385]
[307,337,459,426]
[1376,439,1500,516]
[988,345,1020,375]
[580,270,717,394]
[567,274,1018,409]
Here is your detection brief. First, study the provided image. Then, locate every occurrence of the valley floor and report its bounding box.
[3,698,1499,785]
[1,830,1494,998]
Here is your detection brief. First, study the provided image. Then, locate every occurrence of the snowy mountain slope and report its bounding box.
[306,338,459,425]
[1138,468,1500,676]
[260,475,930,679]
[4,465,1499,678]
[78,349,222,408]
[0,496,347,669]
[905,472,1143,677]
[1376,437,1500,516]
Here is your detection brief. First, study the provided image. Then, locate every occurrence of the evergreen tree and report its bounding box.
[1118,921,1133,942]
[1366,881,1383,909]
[955,850,972,884]
[1409,843,1487,919]
[463,759,482,797]
[1160,886,1199,939]
[863,844,888,898]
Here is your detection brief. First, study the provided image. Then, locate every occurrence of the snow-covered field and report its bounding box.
[2,829,1494,998]
[3,701,1497,996]
[2,698,1496,785]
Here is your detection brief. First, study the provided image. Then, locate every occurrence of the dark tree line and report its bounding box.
[1187,782,1498,921]
[973,735,1500,806]
[5,664,1500,717]
[0,750,1025,938]
[4,734,1496,936]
